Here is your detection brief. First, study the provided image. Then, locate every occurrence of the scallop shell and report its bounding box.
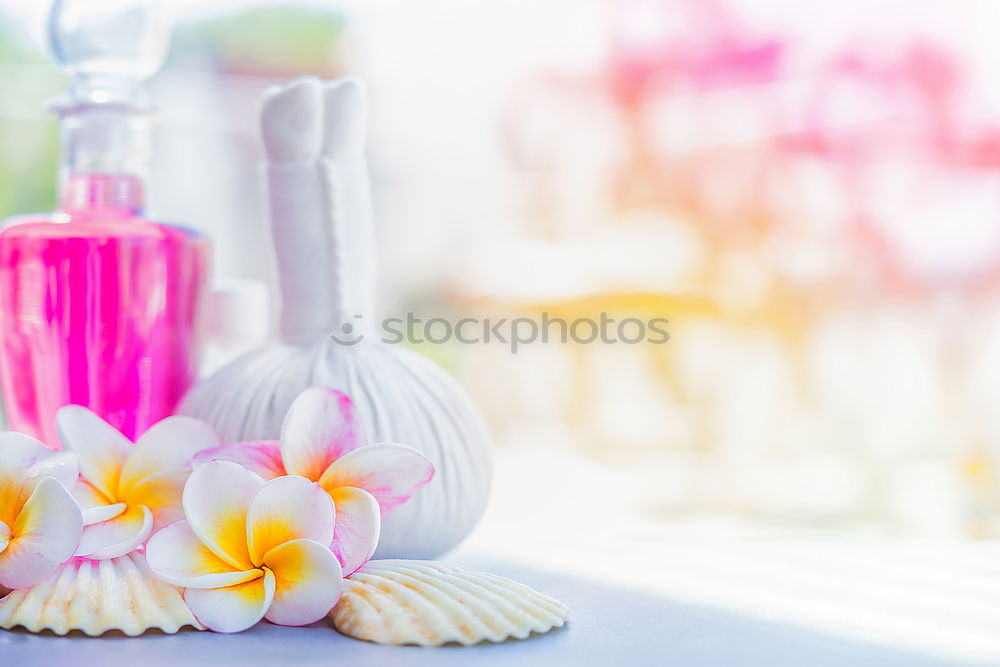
[0,552,203,636]
[330,560,568,646]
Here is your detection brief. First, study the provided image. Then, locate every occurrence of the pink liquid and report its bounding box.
[0,174,209,447]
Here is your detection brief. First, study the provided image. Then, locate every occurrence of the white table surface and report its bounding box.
[0,550,973,667]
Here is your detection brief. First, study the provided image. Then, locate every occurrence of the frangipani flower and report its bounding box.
[194,387,435,575]
[56,406,220,559]
[0,432,82,589]
[146,460,342,633]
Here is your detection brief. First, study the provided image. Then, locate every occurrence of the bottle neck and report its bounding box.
[57,105,151,215]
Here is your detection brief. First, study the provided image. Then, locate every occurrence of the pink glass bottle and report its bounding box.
[0,0,210,447]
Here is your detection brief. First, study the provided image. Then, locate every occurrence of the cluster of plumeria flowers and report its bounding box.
[0,386,434,633]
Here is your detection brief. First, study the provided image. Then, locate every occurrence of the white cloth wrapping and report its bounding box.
[181,77,493,559]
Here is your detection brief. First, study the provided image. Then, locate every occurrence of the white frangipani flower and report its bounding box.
[0,432,82,589]
[147,461,343,633]
[56,406,220,560]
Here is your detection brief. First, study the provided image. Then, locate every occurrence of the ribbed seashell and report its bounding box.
[0,552,203,636]
[330,560,568,645]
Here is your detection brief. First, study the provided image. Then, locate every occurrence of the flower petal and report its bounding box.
[26,451,79,491]
[183,461,263,571]
[192,441,286,480]
[327,486,380,576]
[119,416,221,493]
[147,520,262,589]
[57,405,132,499]
[0,432,51,476]
[246,476,335,567]
[124,468,190,531]
[0,520,9,553]
[0,433,56,527]
[0,475,30,530]
[318,443,435,516]
[83,503,126,526]
[184,568,275,633]
[75,504,152,559]
[73,479,110,509]
[262,538,342,626]
[0,477,82,589]
[280,387,366,480]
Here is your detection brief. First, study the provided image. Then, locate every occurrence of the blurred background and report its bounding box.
[4,0,1000,567]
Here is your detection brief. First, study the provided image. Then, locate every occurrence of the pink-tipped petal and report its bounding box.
[83,502,126,526]
[318,443,435,516]
[192,441,286,480]
[26,451,79,491]
[245,476,335,567]
[75,504,152,559]
[327,486,380,576]
[147,520,263,589]
[56,405,132,499]
[262,538,342,626]
[0,477,83,589]
[185,568,275,633]
[119,417,221,492]
[280,387,367,480]
[183,461,263,571]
